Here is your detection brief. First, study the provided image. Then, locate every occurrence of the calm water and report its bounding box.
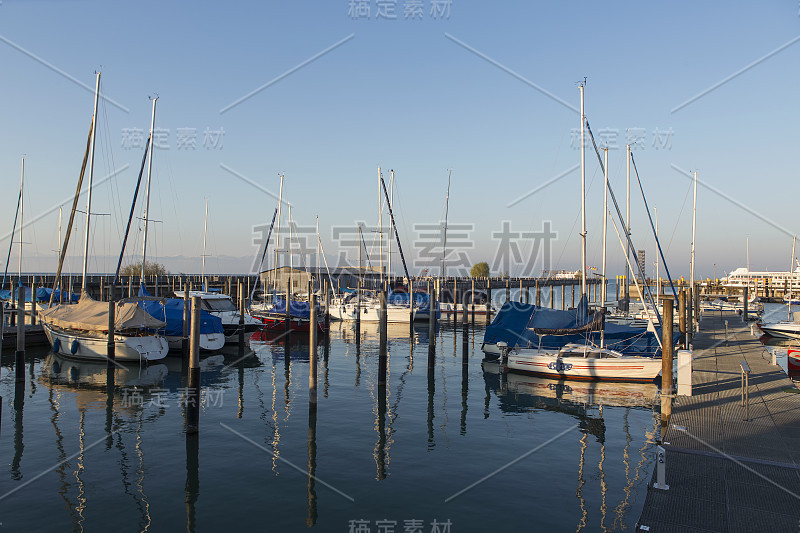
[0,318,660,532]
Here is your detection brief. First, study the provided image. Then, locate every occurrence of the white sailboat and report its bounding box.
[502,83,662,383]
[41,73,169,362]
[758,236,800,339]
[136,102,224,352]
[173,200,260,343]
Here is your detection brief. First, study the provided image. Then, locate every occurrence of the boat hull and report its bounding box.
[757,322,800,340]
[505,349,662,382]
[335,303,414,323]
[43,323,169,362]
[254,314,327,333]
[165,333,225,352]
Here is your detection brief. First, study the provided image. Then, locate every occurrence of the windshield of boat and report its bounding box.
[202,298,238,312]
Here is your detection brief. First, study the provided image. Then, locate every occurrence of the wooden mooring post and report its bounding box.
[485,281,492,325]
[378,290,387,387]
[661,296,675,427]
[107,300,116,366]
[309,293,318,413]
[186,296,201,434]
[15,286,25,382]
[679,290,686,347]
[182,281,190,358]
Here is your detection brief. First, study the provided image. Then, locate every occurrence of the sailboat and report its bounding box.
[129,104,225,353]
[174,199,261,342]
[40,73,169,362]
[500,83,662,383]
[757,236,800,339]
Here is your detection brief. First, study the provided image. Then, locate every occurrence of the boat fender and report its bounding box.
[52,338,61,353]
[70,339,79,354]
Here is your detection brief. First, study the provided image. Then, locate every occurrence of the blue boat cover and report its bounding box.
[265,299,317,319]
[138,286,223,336]
[388,291,433,309]
[483,299,674,357]
[0,286,79,303]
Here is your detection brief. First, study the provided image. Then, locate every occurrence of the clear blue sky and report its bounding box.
[1,0,798,279]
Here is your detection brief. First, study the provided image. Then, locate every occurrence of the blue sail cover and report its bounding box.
[37,287,80,303]
[0,286,79,303]
[388,291,432,310]
[265,299,317,319]
[138,286,223,336]
[483,300,673,357]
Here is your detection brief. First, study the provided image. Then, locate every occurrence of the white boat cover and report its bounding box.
[39,294,166,332]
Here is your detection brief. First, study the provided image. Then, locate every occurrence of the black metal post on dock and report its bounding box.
[187,296,201,434]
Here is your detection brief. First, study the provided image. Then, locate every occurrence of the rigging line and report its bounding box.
[585,119,662,326]
[2,187,22,290]
[114,137,150,284]
[380,175,410,280]
[521,127,570,270]
[101,89,124,246]
[163,146,185,259]
[665,181,693,256]
[250,208,278,303]
[630,153,678,300]
[49,117,94,305]
[359,225,373,271]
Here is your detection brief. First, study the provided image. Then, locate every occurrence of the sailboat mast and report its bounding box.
[140,95,158,287]
[579,82,587,298]
[690,170,697,319]
[388,170,394,288]
[201,198,208,290]
[441,169,451,279]
[626,144,631,311]
[18,157,24,283]
[288,203,293,300]
[655,207,659,307]
[58,207,62,275]
[274,173,284,295]
[789,236,796,318]
[81,72,101,292]
[601,148,608,306]
[378,166,383,290]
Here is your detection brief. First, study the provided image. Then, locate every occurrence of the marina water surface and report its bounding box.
[0,320,661,532]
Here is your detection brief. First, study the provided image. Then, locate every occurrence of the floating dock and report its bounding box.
[638,310,800,531]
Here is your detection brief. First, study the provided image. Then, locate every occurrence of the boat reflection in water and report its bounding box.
[41,353,168,394]
[35,354,171,532]
[482,360,660,531]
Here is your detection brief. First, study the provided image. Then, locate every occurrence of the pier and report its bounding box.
[638,310,800,531]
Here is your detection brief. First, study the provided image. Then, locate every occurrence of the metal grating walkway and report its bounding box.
[637,310,800,532]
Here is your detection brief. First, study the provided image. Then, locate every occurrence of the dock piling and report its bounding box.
[182,281,189,359]
[107,299,116,366]
[378,290,387,386]
[679,290,686,348]
[15,286,24,383]
[309,293,318,411]
[187,296,201,434]
[661,296,675,424]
